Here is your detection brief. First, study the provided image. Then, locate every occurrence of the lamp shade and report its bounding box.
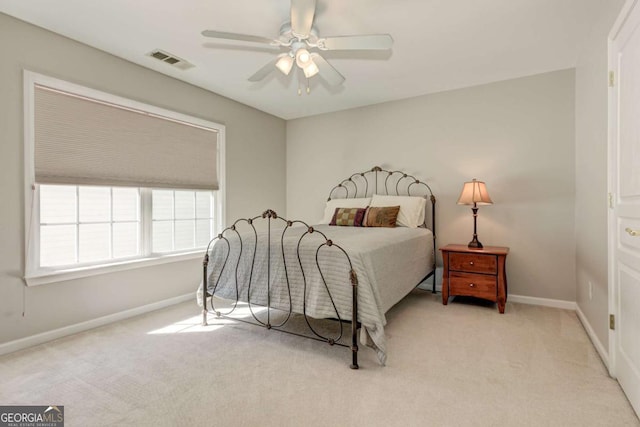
[296,48,312,68]
[457,179,493,205]
[275,54,294,75]
[303,58,319,78]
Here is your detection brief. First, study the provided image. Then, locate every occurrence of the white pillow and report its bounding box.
[320,197,371,224]
[370,194,426,228]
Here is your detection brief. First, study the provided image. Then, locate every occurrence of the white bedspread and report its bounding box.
[197,224,433,365]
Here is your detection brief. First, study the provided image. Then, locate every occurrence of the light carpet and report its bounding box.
[0,291,638,426]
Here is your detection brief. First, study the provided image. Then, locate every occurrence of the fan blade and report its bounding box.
[248,57,278,82]
[291,0,316,38]
[202,30,277,45]
[311,53,345,86]
[318,34,393,51]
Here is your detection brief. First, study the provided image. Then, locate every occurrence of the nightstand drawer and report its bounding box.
[449,252,497,274]
[449,272,497,301]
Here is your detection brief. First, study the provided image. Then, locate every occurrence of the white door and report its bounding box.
[610,0,640,418]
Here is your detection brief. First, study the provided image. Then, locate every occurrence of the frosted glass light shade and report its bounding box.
[296,48,311,67]
[303,59,319,78]
[275,54,294,75]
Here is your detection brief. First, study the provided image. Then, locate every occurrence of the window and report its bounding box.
[37,185,216,270]
[39,185,140,267]
[152,190,215,253]
[24,71,225,284]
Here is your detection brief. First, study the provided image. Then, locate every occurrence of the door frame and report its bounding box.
[608,0,639,379]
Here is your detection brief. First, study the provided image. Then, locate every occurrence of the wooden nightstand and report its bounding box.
[440,244,509,313]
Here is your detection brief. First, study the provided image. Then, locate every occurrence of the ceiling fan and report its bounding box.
[201,0,393,92]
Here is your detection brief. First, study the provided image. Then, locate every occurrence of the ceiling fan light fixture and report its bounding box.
[201,0,393,89]
[275,54,294,75]
[303,59,319,78]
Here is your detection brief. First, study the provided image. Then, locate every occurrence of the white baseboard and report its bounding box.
[508,294,577,310]
[575,304,610,368]
[0,292,193,356]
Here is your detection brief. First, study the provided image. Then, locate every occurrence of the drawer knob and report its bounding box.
[626,227,639,237]
[469,261,474,266]
[469,283,475,287]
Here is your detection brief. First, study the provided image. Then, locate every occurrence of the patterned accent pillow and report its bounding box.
[329,207,367,226]
[363,206,400,228]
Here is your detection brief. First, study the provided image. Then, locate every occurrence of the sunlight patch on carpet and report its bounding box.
[147,304,270,334]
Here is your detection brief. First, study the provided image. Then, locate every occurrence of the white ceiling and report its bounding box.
[0,0,598,120]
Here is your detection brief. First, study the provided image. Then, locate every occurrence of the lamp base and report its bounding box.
[467,237,483,249]
[468,206,484,249]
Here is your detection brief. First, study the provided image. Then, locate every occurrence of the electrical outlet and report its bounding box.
[589,281,593,300]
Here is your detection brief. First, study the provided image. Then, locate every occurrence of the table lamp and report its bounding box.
[457,179,493,249]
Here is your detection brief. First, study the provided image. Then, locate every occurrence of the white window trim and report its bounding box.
[25,251,204,286]
[23,70,226,286]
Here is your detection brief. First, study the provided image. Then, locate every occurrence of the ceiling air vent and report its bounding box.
[147,49,194,70]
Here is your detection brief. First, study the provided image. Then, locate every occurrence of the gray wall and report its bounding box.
[0,13,286,345]
[574,0,625,351]
[287,70,576,301]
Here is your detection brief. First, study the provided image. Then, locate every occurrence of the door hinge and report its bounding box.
[609,192,614,209]
[609,71,615,87]
[610,314,615,330]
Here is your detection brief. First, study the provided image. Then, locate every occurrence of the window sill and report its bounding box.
[24,251,205,286]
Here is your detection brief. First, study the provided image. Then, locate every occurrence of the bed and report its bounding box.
[198,166,436,368]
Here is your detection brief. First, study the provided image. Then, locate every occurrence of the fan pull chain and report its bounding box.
[296,81,311,95]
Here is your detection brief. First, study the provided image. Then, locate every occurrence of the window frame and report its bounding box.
[24,71,226,286]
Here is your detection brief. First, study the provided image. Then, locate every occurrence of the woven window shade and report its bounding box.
[34,85,218,190]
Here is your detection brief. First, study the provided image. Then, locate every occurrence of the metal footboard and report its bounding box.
[201,209,360,369]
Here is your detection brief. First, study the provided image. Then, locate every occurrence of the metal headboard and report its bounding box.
[328,166,436,228]
[327,166,437,291]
